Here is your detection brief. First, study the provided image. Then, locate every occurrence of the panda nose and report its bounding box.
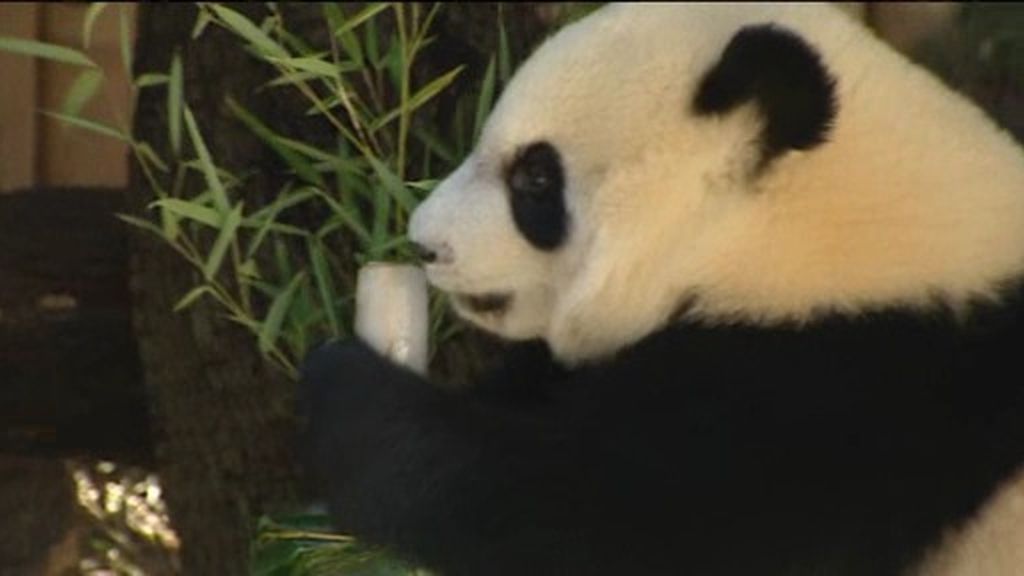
[411,241,453,265]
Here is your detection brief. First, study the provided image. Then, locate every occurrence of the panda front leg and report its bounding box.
[298,339,636,576]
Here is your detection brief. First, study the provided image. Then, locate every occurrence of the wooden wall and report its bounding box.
[0,2,137,193]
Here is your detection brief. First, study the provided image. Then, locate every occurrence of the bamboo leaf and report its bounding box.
[260,272,306,354]
[248,185,320,222]
[227,97,325,187]
[203,203,244,280]
[238,259,259,279]
[369,181,390,258]
[308,237,341,338]
[192,9,213,39]
[61,69,104,118]
[119,5,132,76]
[498,15,511,85]
[115,213,171,240]
[168,51,184,156]
[312,189,372,245]
[41,110,128,142]
[174,285,214,312]
[473,56,496,141]
[0,36,97,67]
[183,107,230,213]
[365,11,381,67]
[371,66,463,132]
[134,72,168,89]
[82,3,109,49]
[412,126,455,165]
[134,141,170,173]
[368,156,416,212]
[332,3,389,38]
[322,3,344,34]
[266,55,339,79]
[209,4,289,59]
[150,198,221,227]
[245,186,319,260]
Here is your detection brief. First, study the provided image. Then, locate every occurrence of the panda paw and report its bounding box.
[296,339,395,479]
[300,338,382,403]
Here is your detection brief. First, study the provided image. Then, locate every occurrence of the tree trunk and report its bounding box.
[127,5,304,575]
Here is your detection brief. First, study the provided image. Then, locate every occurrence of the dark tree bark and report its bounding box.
[125,4,562,574]
[0,456,75,576]
[127,5,303,575]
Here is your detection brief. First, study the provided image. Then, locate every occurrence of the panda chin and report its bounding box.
[453,292,513,316]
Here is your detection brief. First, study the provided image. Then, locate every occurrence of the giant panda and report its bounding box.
[300,3,1024,575]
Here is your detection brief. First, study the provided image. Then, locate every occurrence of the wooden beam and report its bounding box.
[0,3,40,192]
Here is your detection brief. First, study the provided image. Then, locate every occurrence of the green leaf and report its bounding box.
[365,11,381,67]
[119,5,132,76]
[192,9,213,39]
[238,259,259,279]
[134,72,168,89]
[227,97,325,187]
[41,110,128,142]
[203,203,244,281]
[259,272,306,354]
[369,181,390,259]
[371,66,463,132]
[174,285,214,312]
[411,126,455,165]
[368,156,417,212]
[61,69,104,118]
[329,3,371,68]
[312,189,372,246]
[332,3,389,38]
[266,55,339,79]
[209,4,289,59]
[168,51,184,156]
[150,198,221,227]
[498,13,511,85]
[407,179,439,192]
[251,539,301,576]
[115,213,170,240]
[134,141,170,173]
[308,237,341,338]
[183,107,230,214]
[0,36,97,67]
[248,185,320,222]
[473,56,496,141]
[261,70,319,90]
[244,186,318,259]
[82,3,109,49]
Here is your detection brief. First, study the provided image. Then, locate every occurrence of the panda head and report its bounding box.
[409,4,1024,365]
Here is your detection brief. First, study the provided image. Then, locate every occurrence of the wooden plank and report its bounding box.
[38,3,137,188]
[0,3,40,193]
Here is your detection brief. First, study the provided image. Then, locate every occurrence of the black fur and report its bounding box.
[299,284,1024,576]
[505,141,569,250]
[693,24,838,169]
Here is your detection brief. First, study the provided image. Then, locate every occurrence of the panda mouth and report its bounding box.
[454,292,513,315]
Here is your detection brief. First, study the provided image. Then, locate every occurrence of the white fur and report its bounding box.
[409,4,1024,573]
[914,472,1024,576]
[411,3,1024,364]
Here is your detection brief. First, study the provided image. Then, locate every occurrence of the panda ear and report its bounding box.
[693,24,838,169]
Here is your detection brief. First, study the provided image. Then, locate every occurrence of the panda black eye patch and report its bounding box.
[505,141,568,251]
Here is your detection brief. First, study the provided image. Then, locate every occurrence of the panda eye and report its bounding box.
[507,142,564,201]
[504,141,569,251]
